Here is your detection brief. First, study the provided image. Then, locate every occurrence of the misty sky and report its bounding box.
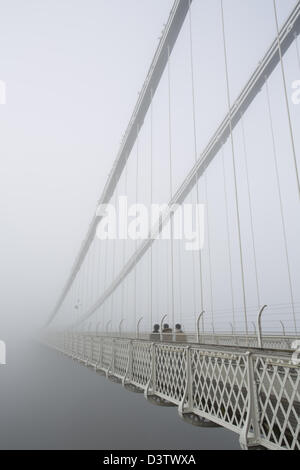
[0,0,299,336]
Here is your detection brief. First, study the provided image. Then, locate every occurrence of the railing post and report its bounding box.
[145,342,156,400]
[280,321,286,337]
[119,319,125,337]
[160,314,168,342]
[257,305,267,348]
[122,340,132,386]
[96,336,103,370]
[240,352,261,450]
[197,311,205,343]
[211,322,218,345]
[89,334,94,365]
[229,322,238,346]
[84,333,89,363]
[179,346,192,418]
[107,338,115,378]
[136,317,143,339]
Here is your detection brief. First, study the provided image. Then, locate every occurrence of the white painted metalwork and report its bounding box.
[136,317,143,339]
[43,332,300,450]
[196,311,205,343]
[257,305,268,348]
[64,1,300,329]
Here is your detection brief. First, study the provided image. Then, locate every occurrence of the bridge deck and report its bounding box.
[44,332,300,450]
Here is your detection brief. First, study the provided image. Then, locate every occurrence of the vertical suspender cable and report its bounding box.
[191,191,197,329]
[222,147,236,332]
[93,240,98,309]
[83,252,87,314]
[76,271,81,328]
[110,179,118,332]
[134,125,139,332]
[97,238,102,310]
[295,32,300,70]
[273,0,300,200]
[189,0,204,321]
[121,163,128,329]
[73,282,77,325]
[204,174,215,331]
[150,89,154,331]
[89,246,93,309]
[221,0,248,335]
[90,241,95,310]
[84,251,89,318]
[177,240,183,327]
[265,78,297,334]
[241,115,261,310]
[103,227,109,332]
[167,45,175,335]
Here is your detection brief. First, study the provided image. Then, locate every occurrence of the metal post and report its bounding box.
[178,346,192,418]
[119,319,125,337]
[240,352,261,449]
[145,342,156,400]
[257,305,267,349]
[280,321,286,337]
[106,320,112,335]
[160,314,168,342]
[122,340,132,387]
[136,317,143,339]
[196,311,205,343]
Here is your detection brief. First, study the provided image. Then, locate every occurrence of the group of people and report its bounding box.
[150,322,187,343]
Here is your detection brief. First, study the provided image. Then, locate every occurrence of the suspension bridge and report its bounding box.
[43,0,300,450]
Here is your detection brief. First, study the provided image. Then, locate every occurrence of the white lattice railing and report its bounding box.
[44,332,300,450]
[67,331,298,351]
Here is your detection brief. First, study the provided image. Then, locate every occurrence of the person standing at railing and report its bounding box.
[162,323,173,342]
[175,324,187,343]
[150,324,160,342]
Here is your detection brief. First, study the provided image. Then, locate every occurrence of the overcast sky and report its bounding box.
[0,0,299,336]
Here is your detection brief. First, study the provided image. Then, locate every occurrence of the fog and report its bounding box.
[0,0,299,450]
